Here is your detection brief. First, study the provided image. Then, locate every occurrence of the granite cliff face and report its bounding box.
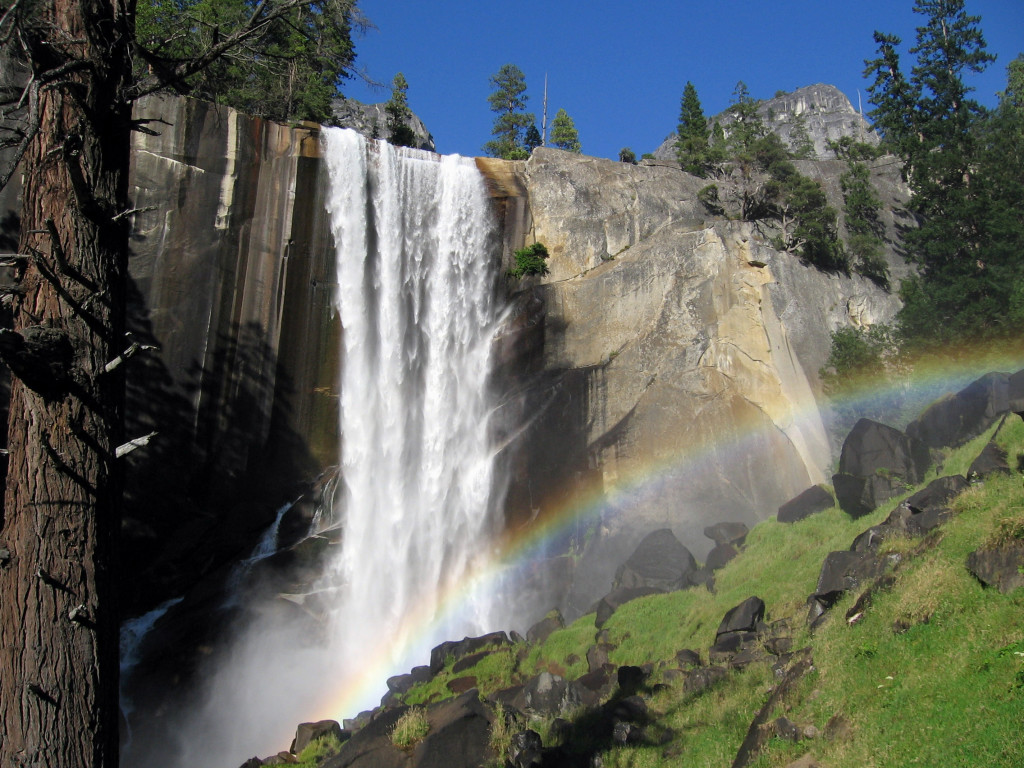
[1,92,905,622]
[477,148,903,609]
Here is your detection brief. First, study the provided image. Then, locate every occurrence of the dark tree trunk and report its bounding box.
[0,0,131,765]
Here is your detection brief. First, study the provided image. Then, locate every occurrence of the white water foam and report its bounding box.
[320,127,507,698]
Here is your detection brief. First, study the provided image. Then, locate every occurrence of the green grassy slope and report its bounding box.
[395,418,1024,767]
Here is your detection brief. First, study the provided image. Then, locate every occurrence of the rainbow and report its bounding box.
[310,340,1024,723]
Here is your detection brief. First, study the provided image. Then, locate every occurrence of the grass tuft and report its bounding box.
[487,703,523,767]
[293,732,343,766]
[390,706,429,750]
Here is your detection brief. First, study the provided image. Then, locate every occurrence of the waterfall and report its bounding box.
[321,128,507,706]
[129,131,509,768]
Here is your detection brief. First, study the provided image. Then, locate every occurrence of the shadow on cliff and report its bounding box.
[493,288,629,624]
[119,273,333,765]
[121,276,319,619]
[0,210,18,251]
[891,204,917,264]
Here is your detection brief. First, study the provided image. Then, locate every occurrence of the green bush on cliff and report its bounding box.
[508,242,550,278]
[819,324,896,397]
[697,183,724,215]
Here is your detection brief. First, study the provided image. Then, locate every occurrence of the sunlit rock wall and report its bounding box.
[480,148,904,612]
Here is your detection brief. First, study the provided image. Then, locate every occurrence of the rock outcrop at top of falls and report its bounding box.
[330,97,436,152]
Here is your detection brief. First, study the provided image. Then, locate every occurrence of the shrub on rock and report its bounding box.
[386,666,433,696]
[291,720,345,755]
[330,692,495,768]
[391,707,429,750]
[430,632,511,674]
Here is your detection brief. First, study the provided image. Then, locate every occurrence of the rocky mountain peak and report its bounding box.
[654,83,877,162]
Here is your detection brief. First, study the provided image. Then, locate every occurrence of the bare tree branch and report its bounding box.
[115,431,158,459]
[103,336,159,374]
[129,117,172,136]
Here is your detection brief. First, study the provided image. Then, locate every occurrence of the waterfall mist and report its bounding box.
[126,129,512,767]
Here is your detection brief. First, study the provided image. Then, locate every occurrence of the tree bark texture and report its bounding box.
[0,0,131,765]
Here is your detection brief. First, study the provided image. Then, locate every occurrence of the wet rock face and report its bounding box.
[907,372,1010,449]
[613,529,698,591]
[119,94,340,614]
[832,418,931,518]
[777,485,834,523]
[837,419,930,482]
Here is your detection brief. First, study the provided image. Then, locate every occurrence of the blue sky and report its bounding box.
[341,0,1023,160]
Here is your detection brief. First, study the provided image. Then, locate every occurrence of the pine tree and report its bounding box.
[484,64,534,160]
[967,55,1024,330]
[868,0,1016,347]
[707,122,729,169]
[385,72,417,148]
[675,81,709,175]
[999,54,1024,114]
[726,81,767,155]
[550,108,581,152]
[619,147,637,164]
[788,110,816,159]
[755,134,845,270]
[864,31,921,154]
[135,0,364,123]
[840,161,888,285]
[524,124,542,151]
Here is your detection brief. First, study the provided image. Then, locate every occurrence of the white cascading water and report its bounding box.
[320,127,506,706]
